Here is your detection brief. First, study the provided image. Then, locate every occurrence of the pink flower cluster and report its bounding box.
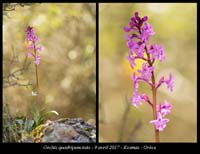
[124,12,174,131]
[150,100,172,131]
[25,26,42,65]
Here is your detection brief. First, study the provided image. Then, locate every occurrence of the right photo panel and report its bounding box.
[99,3,197,142]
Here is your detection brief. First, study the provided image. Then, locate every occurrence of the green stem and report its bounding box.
[35,64,39,94]
[144,46,159,143]
[151,72,159,143]
[33,41,39,94]
[139,27,159,142]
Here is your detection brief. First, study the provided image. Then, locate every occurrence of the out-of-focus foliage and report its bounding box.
[99,3,197,142]
[3,3,96,126]
[3,3,33,17]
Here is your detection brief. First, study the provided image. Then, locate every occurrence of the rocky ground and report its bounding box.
[23,118,96,143]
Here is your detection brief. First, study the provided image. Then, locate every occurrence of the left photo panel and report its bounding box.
[3,3,96,143]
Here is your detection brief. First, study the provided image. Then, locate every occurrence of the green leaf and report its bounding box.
[40,110,59,122]
[42,110,59,117]
[24,119,34,132]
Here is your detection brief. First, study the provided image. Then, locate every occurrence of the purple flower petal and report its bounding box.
[25,26,42,65]
[34,55,41,65]
[149,112,169,131]
[36,46,42,52]
[27,51,32,57]
[157,100,172,116]
[165,73,174,92]
[142,16,148,22]
[140,23,155,43]
[127,54,136,69]
[157,76,165,88]
[131,73,139,92]
[124,26,131,32]
[148,44,165,61]
[141,93,150,103]
[138,63,154,81]
[131,92,143,108]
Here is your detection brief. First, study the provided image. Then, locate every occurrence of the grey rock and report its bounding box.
[40,118,96,143]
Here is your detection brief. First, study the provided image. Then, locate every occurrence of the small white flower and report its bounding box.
[32,91,37,96]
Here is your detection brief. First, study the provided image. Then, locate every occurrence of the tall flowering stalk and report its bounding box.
[124,12,174,142]
[24,26,59,127]
[25,26,42,94]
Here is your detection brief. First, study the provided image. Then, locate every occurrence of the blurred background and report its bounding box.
[3,3,96,121]
[99,3,197,142]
